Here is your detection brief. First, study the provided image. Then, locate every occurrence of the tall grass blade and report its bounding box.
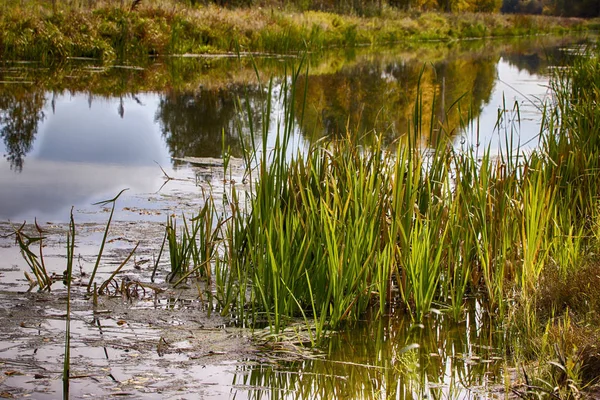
[87,188,128,292]
[63,208,75,400]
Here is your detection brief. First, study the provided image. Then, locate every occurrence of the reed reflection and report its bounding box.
[236,304,504,399]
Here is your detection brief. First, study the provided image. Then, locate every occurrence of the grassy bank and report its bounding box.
[0,0,594,62]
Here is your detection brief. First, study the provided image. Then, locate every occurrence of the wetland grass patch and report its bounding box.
[165,45,600,393]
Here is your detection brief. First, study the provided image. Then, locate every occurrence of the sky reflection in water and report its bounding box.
[0,94,168,221]
[0,38,582,222]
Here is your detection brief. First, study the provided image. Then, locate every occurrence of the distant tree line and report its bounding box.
[11,0,597,16]
[385,0,500,12]
[185,0,501,13]
[501,0,600,17]
[182,0,598,17]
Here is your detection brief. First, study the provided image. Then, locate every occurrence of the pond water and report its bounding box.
[0,35,591,399]
[0,35,586,223]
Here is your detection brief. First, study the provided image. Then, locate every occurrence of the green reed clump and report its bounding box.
[518,170,555,294]
[152,47,600,383]
[224,66,462,335]
[502,45,600,396]
[13,220,53,290]
[211,67,506,338]
[165,198,221,286]
[166,216,193,282]
[401,216,447,321]
[538,47,600,222]
[232,134,400,334]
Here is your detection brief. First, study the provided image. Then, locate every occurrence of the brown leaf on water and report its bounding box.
[0,392,14,398]
[117,320,127,326]
[3,371,22,376]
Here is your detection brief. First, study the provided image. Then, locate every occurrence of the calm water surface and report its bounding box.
[232,303,504,399]
[0,36,584,222]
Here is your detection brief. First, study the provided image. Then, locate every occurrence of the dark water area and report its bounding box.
[0,35,588,222]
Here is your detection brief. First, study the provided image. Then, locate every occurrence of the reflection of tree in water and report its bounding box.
[501,46,580,76]
[0,87,46,171]
[155,86,263,160]
[298,63,403,140]
[295,54,498,145]
[468,57,497,112]
[502,52,542,75]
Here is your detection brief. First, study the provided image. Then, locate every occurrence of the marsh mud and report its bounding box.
[0,292,259,399]
[0,159,275,399]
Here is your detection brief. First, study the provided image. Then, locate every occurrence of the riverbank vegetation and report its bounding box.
[0,0,596,62]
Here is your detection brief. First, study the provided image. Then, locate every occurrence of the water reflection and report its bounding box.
[156,85,265,159]
[0,91,169,221]
[0,36,590,221]
[295,54,498,146]
[235,305,504,399]
[38,94,166,165]
[0,38,586,169]
[0,85,45,171]
[500,41,581,75]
